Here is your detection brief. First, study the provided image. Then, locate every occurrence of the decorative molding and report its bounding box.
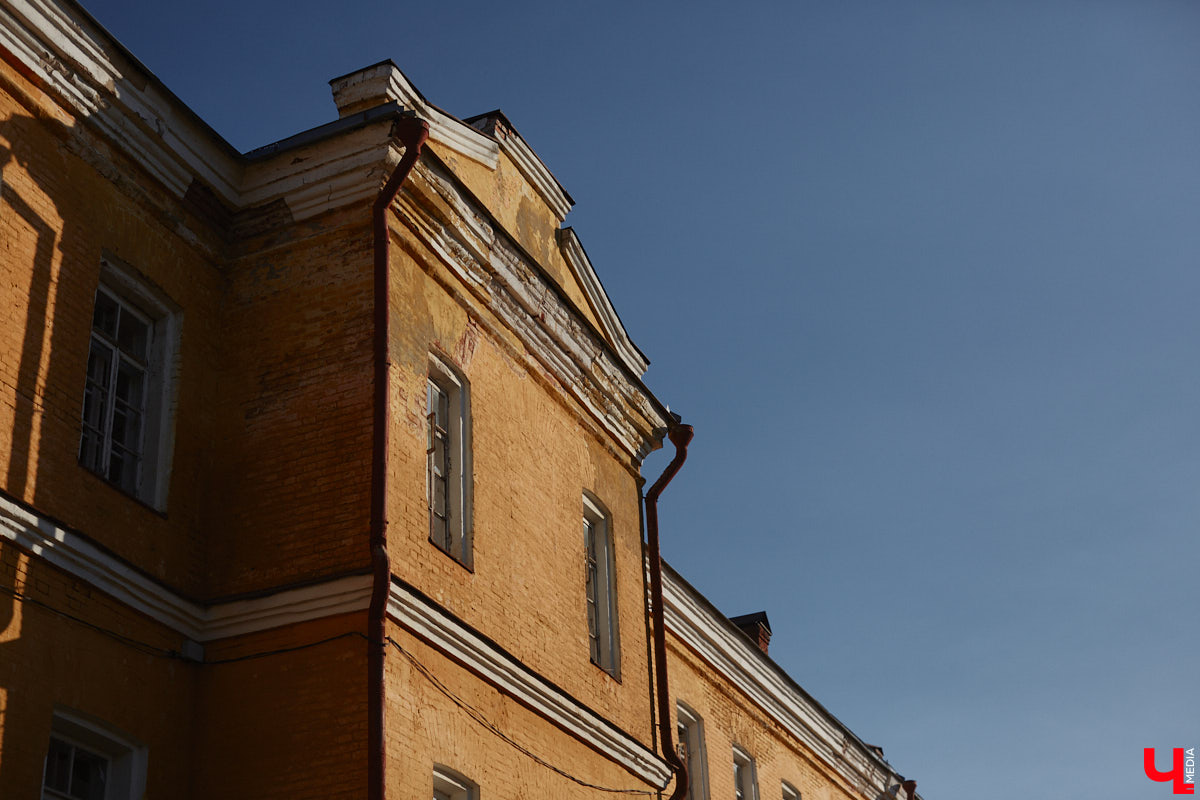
[496,123,572,222]
[469,114,573,223]
[396,155,670,460]
[203,574,372,641]
[330,62,499,169]
[240,115,398,222]
[332,65,575,222]
[660,565,904,799]
[0,495,372,642]
[0,0,242,204]
[559,228,650,377]
[388,581,672,789]
[0,489,668,787]
[1,3,409,225]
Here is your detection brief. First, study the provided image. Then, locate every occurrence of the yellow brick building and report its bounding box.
[0,2,922,799]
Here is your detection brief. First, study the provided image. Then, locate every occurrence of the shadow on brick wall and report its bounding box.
[1,108,105,794]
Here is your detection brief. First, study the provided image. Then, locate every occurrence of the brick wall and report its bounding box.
[384,235,657,752]
[0,63,225,597]
[386,624,661,799]
[193,612,368,799]
[205,208,376,597]
[668,633,870,800]
[0,541,196,797]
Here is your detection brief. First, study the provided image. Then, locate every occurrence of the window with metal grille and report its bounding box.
[426,355,471,565]
[78,262,179,509]
[583,493,619,677]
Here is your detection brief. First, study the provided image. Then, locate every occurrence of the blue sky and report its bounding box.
[85,1,1199,797]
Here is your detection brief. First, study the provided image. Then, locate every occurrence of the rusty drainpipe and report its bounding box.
[645,421,694,800]
[369,113,429,800]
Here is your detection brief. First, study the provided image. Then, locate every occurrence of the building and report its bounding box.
[0,1,922,798]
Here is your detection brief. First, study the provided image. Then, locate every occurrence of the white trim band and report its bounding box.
[0,495,371,642]
[389,581,672,789]
[396,156,669,460]
[661,566,902,798]
[559,228,649,377]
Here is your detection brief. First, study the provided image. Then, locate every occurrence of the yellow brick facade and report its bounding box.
[0,3,920,799]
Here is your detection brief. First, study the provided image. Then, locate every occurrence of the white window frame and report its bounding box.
[426,354,472,566]
[676,702,710,800]
[781,781,801,800]
[79,258,180,510]
[433,765,477,800]
[733,745,758,800]
[583,492,620,678]
[42,710,147,800]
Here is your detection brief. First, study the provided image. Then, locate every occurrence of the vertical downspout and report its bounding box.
[369,113,429,800]
[645,422,694,800]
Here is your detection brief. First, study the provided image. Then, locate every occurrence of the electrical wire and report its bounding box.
[5,582,665,795]
[388,636,660,796]
[204,631,368,664]
[0,582,366,664]
[1,582,177,659]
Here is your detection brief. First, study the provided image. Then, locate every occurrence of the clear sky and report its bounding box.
[81,1,1198,797]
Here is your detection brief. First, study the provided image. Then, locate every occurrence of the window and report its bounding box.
[78,260,179,509]
[781,781,801,800]
[426,355,472,565]
[732,746,758,800]
[583,493,619,677]
[42,711,147,800]
[676,702,709,800]
[433,765,477,800]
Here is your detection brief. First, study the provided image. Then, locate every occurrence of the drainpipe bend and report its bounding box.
[369,114,429,800]
[645,421,695,800]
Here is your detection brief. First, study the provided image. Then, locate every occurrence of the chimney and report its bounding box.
[729,612,772,655]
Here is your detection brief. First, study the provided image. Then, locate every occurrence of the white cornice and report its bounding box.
[203,575,372,641]
[0,492,668,787]
[330,63,499,169]
[2,4,574,234]
[485,119,573,223]
[240,116,398,222]
[389,581,671,789]
[0,1,408,226]
[559,229,649,377]
[0,0,242,204]
[330,65,574,223]
[660,566,909,800]
[0,495,371,642]
[396,154,669,461]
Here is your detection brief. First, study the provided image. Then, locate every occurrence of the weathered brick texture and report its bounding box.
[668,634,870,800]
[0,19,908,800]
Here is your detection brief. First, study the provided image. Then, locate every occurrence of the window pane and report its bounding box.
[426,361,471,565]
[92,291,119,337]
[43,738,72,792]
[429,381,450,550]
[114,360,146,412]
[80,282,163,502]
[116,308,149,361]
[80,342,114,470]
[107,447,132,492]
[69,746,108,800]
